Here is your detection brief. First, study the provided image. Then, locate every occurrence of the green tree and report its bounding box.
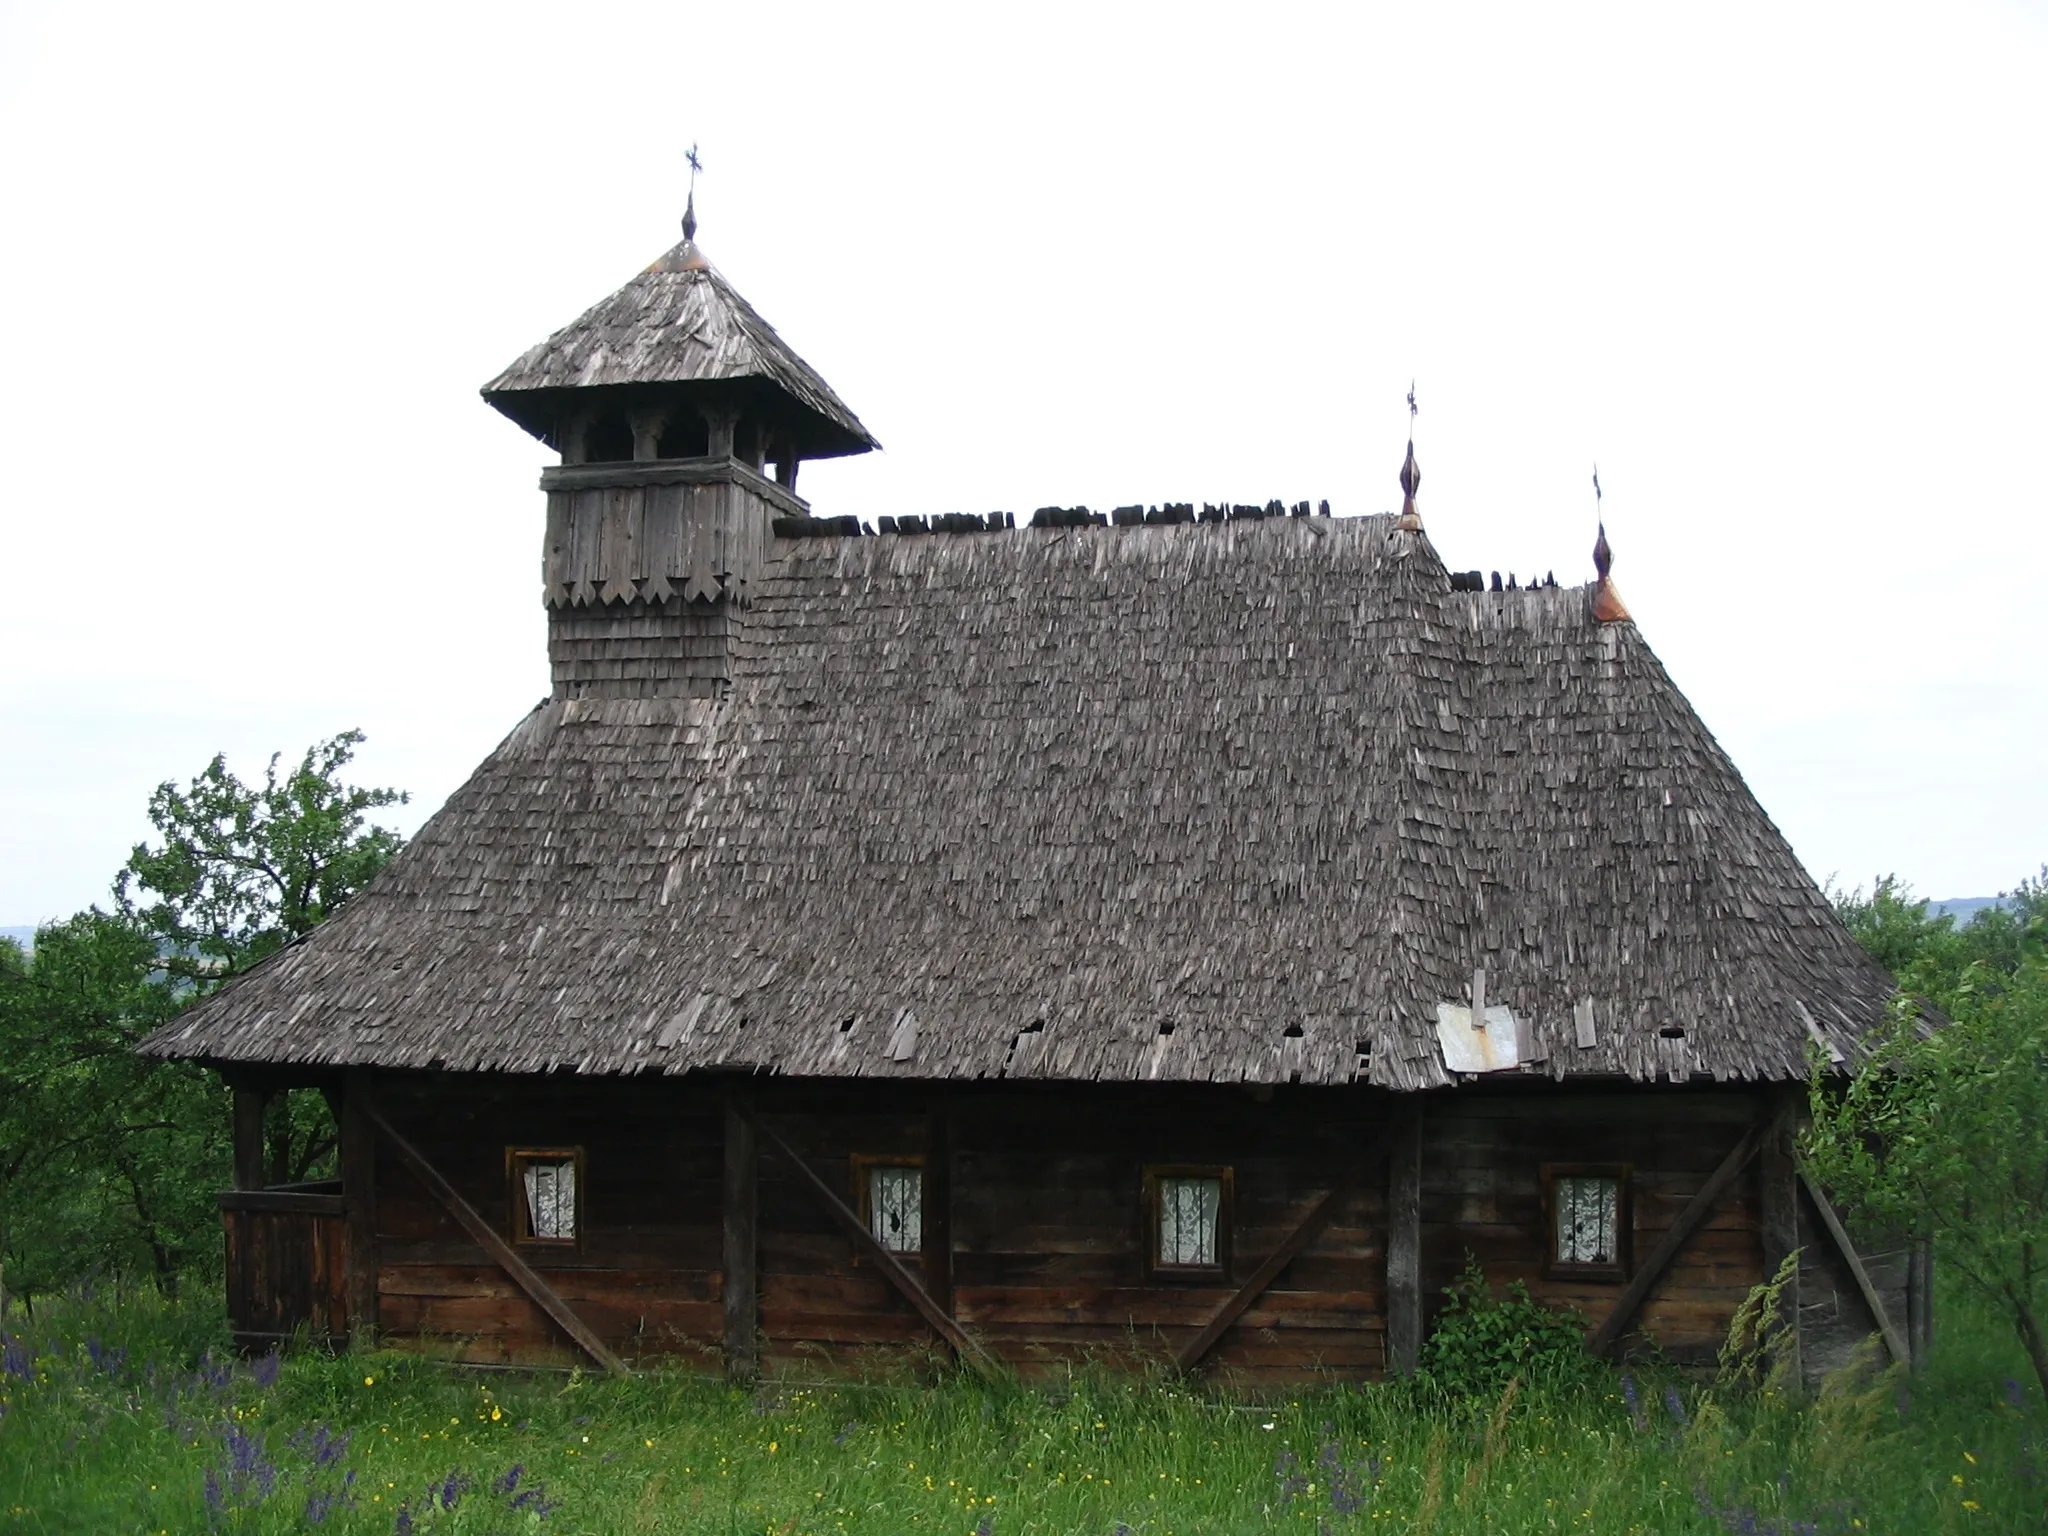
[0,912,212,1302]
[0,731,407,1304]
[118,728,408,991]
[1809,870,2048,1398]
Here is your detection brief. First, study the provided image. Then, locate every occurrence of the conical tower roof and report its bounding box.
[482,231,879,460]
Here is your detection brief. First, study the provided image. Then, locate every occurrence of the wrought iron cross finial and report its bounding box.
[1408,381,1418,421]
[682,144,704,243]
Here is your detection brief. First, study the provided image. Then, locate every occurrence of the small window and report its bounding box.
[581,412,634,464]
[1543,1163,1630,1280]
[1144,1165,1233,1278]
[852,1156,923,1256]
[656,414,709,460]
[508,1148,584,1248]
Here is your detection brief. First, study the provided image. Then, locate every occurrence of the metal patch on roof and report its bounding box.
[1435,1002,1523,1073]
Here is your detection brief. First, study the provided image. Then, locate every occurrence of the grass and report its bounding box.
[0,1279,2040,1534]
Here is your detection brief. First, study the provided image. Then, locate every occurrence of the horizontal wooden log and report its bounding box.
[218,1190,348,1216]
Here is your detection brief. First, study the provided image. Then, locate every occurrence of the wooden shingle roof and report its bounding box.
[144,516,1892,1089]
[481,237,879,459]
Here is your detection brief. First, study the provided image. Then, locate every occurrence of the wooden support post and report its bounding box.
[267,1089,292,1187]
[1386,1103,1424,1376]
[367,1103,629,1376]
[703,408,737,461]
[1908,1238,1933,1371]
[232,1085,269,1191]
[1590,1122,1762,1357]
[338,1071,379,1344]
[723,1080,760,1385]
[1178,1121,1404,1374]
[924,1096,954,1318]
[1759,1091,1803,1388]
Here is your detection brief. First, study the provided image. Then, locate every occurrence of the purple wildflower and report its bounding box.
[974,1516,995,1536]
[435,1469,470,1511]
[1621,1372,1648,1431]
[290,1425,352,1470]
[1274,1449,1308,1504]
[1,1335,30,1381]
[509,1483,561,1516]
[250,1350,282,1388]
[393,1508,415,1536]
[1663,1386,1689,1427]
[304,1474,358,1527]
[494,1464,524,1495]
[86,1336,128,1377]
[832,1420,858,1445]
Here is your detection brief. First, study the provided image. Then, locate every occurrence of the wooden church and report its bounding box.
[144,196,1923,1387]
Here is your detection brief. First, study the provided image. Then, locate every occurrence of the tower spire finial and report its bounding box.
[682,143,703,243]
[1396,383,1423,531]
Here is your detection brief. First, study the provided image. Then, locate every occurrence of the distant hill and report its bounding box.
[1927,897,2010,923]
[1,925,36,950]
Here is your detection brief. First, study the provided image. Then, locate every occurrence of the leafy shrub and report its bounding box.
[1418,1258,1598,1396]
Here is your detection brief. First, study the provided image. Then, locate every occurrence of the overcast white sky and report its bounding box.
[2,0,2043,927]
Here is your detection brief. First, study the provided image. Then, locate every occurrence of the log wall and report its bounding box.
[347,1075,1895,1385]
[1420,1089,1763,1366]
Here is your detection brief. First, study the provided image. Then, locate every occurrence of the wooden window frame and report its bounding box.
[506,1146,586,1252]
[1542,1162,1632,1282]
[1143,1164,1234,1282]
[851,1153,926,1259]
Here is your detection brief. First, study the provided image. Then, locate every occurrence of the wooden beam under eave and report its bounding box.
[1908,1238,1934,1370]
[1386,1103,1424,1376]
[232,1085,269,1192]
[364,1103,629,1378]
[339,1071,379,1344]
[924,1094,954,1318]
[723,1080,760,1385]
[1759,1090,1803,1388]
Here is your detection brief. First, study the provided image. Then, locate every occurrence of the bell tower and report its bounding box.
[481,195,877,699]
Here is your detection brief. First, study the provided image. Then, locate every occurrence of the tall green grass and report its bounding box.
[0,1280,2037,1534]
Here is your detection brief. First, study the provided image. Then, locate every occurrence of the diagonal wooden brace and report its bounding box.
[366,1106,630,1378]
[1589,1122,1762,1357]
[1798,1168,1911,1366]
[1176,1121,1405,1374]
[749,1113,1002,1382]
